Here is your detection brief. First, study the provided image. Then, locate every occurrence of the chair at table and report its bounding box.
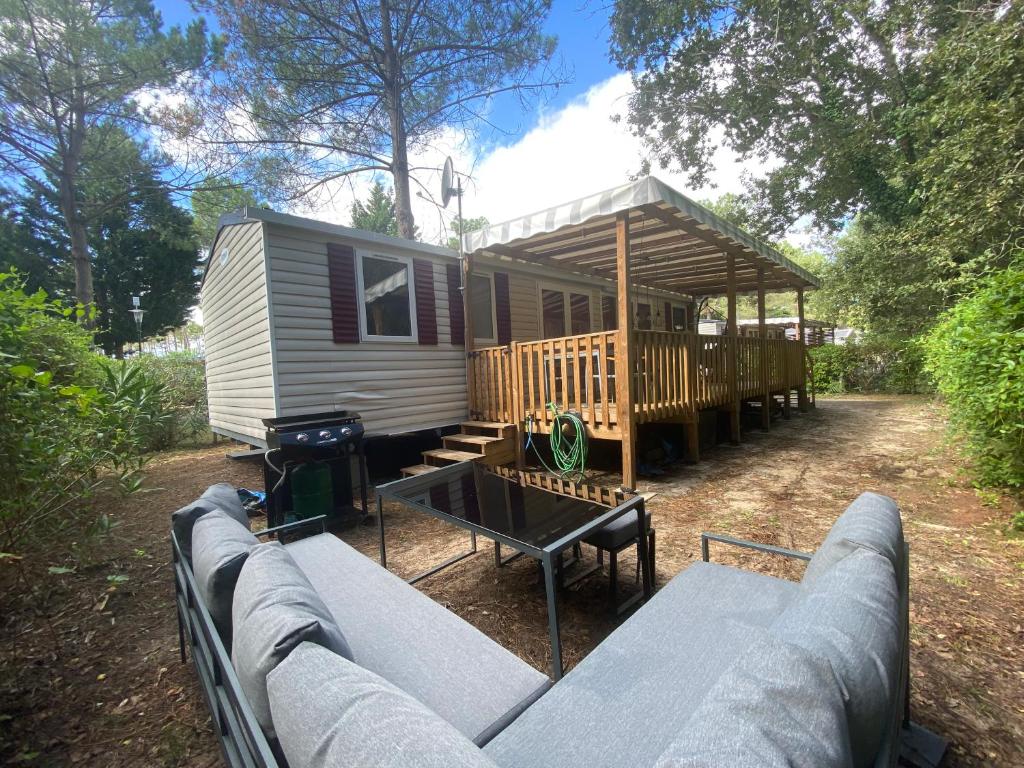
[584,510,655,615]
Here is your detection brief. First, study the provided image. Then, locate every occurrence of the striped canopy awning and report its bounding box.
[463,176,818,296]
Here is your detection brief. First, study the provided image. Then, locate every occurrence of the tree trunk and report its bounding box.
[380,0,416,241]
[390,134,416,240]
[58,170,93,318]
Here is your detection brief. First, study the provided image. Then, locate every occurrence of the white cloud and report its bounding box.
[224,72,792,246]
[463,73,749,222]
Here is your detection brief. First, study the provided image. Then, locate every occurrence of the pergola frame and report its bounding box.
[462,177,819,489]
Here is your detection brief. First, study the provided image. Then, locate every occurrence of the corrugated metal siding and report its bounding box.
[201,221,276,443]
[265,224,467,436]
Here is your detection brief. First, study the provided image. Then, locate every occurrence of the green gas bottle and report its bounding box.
[290,461,333,520]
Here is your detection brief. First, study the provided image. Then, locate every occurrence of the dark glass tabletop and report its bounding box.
[384,462,611,552]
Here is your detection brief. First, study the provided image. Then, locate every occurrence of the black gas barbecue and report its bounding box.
[261,411,369,529]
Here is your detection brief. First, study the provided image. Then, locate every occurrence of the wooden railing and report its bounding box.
[467,345,514,423]
[695,335,729,409]
[736,335,762,399]
[633,330,691,422]
[467,332,810,433]
[514,331,619,437]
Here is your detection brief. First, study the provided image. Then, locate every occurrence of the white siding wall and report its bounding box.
[474,254,690,339]
[265,224,467,436]
[201,222,276,443]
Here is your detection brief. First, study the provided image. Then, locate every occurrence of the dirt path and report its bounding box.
[1,396,1020,766]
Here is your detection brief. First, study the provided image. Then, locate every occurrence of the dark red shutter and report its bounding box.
[413,259,438,345]
[494,271,512,345]
[446,263,464,346]
[665,301,673,331]
[327,242,359,343]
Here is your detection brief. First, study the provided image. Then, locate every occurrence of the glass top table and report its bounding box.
[374,461,652,679]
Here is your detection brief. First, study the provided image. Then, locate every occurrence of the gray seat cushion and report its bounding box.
[171,483,250,563]
[584,509,651,550]
[268,642,500,768]
[654,635,853,768]
[772,547,900,768]
[231,542,353,735]
[483,561,800,768]
[284,533,550,746]
[803,492,903,586]
[191,509,259,648]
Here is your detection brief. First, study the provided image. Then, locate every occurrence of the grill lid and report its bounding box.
[262,411,361,433]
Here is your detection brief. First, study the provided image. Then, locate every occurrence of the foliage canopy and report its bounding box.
[188,0,560,239]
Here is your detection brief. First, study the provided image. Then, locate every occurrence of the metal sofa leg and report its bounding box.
[609,550,618,610]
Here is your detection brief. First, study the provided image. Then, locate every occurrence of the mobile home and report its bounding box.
[202,206,695,447]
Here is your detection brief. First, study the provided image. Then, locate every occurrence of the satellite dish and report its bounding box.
[440,156,456,208]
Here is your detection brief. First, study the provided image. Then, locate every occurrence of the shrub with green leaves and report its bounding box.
[0,273,165,552]
[134,351,208,450]
[810,336,928,395]
[924,255,1024,489]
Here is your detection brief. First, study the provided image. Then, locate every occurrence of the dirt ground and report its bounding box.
[1,395,1021,767]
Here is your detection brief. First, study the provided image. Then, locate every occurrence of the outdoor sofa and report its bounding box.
[172,484,923,768]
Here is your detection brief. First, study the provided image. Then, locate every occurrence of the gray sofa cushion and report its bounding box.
[654,635,853,768]
[284,533,550,746]
[200,482,247,522]
[803,492,903,586]
[268,642,500,768]
[191,509,259,648]
[772,546,900,768]
[171,483,250,563]
[231,542,353,735]
[483,561,800,768]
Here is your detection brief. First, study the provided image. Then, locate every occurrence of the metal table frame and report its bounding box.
[375,461,652,680]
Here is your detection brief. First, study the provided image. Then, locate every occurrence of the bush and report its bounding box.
[0,273,165,552]
[810,336,929,394]
[924,255,1024,489]
[134,351,208,449]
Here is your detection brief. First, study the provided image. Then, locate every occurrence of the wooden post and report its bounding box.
[615,211,637,490]
[685,331,699,462]
[726,254,740,444]
[757,267,770,430]
[797,286,808,412]
[685,300,696,332]
[462,253,476,417]
[511,342,526,469]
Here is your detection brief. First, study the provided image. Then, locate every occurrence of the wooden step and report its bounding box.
[422,448,483,467]
[460,420,517,438]
[400,463,440,477]
[443,433,505,454]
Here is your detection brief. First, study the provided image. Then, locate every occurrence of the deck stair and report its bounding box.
[400,420,518,477]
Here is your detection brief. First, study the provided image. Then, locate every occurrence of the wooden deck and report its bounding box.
[467,330,809,441]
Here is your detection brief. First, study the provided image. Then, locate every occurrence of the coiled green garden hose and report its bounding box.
[525,402,589,483]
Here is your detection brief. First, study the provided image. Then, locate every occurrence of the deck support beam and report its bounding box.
[726,253,740,444]
[758,267,770,430]
[615,211,638,490]
[797,286,809,412]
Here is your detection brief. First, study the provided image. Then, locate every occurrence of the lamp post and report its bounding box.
[129,306,144,356]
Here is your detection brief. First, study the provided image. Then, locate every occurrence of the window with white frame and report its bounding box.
[469,273,496,343]
[358,252,416,341]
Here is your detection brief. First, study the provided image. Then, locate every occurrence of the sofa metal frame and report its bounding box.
[700,531,946,768]
[172,516,326,768]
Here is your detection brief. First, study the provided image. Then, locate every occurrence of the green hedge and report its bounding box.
[0,273,166,551]
[135,351,209,450]
[810,337,929,395]
[924,255,1024,489]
